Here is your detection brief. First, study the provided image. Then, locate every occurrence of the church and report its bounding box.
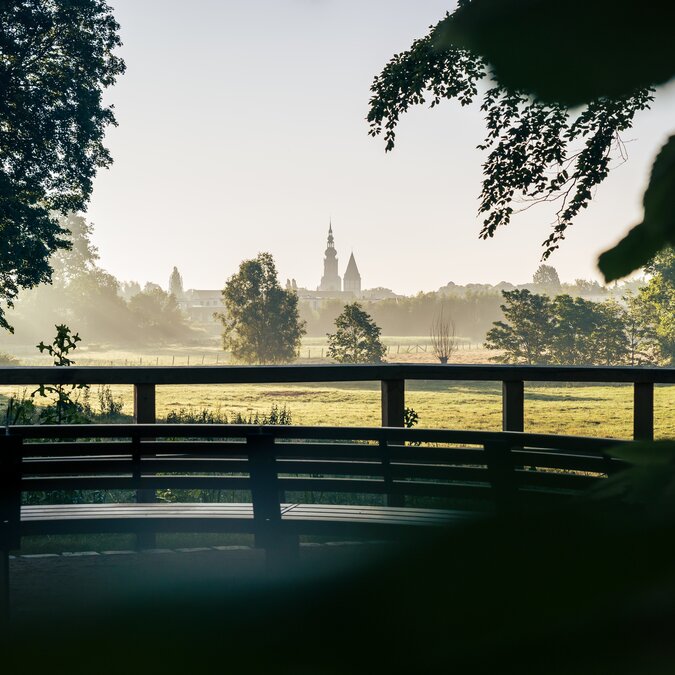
[317,222,361,295]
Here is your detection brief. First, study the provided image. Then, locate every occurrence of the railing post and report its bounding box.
[502,380,524,432]
[133,384,156,549]
[134,383,156,424]
[633,382,654,441]
[381,439,404,508]
[248,433,293,569]
[0,433,21,624]
[381,379,405,428]
[381,380,405,507]
[484,440,517,513]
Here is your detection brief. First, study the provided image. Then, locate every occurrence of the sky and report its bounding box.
[86,0,675,295]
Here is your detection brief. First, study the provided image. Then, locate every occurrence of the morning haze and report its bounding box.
[87,0,675,295]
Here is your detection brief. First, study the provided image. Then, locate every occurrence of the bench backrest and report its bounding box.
[0,424,628,536]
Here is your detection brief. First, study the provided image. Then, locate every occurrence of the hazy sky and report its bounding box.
[87,0,675,295]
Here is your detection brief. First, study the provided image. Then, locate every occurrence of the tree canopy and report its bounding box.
[368,0,675,281]
[532,265,561,293]
[327,303,387,364]
[218,253,306,364]
[485,288,662,366]
[169,267,184,298]
[0,0,125,331]
[636,247,675,364]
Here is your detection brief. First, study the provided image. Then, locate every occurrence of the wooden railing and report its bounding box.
[0,364,673,440]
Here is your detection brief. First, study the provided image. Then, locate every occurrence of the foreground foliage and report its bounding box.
[0,0,125,331]
[369,0,675,279]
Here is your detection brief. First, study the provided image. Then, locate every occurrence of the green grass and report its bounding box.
[2,381,670,439]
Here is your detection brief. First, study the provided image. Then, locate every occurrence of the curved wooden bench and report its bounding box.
[1,422,629,612]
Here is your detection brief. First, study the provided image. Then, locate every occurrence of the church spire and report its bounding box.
[319,219,341,292]
[327,220,334,249]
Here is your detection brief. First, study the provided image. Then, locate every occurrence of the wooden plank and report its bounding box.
[634,381,654,441]
[276,459,385,477]
[9,424,629,454]
[389,464,488,482]
[1,363,673,386]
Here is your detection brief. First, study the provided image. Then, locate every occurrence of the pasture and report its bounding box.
[1,379,673,440]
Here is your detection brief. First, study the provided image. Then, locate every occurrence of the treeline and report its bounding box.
[301,292,504,339]
[485,251,674,366]
[2,215,201,347]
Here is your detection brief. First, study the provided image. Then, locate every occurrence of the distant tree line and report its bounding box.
[485,250,674,366]
[300,292,504,339]
[2,215,198,346]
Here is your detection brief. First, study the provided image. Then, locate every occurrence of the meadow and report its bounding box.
[1,380,673,440]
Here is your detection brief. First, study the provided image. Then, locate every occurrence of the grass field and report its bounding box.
[2,380,672,439]
[1,336,488,366]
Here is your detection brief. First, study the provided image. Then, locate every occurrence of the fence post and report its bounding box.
[633,382,654,441]
[134,384,156,549]
[502,380,524,432]
[381,379,405,428]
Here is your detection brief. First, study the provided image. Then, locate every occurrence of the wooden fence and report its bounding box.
[0,364,672,440]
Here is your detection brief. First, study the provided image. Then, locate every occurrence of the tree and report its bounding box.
[327,303,387,364]
[129,287,192,343]
[615,294,658,366]
[637,248,675,364]
[532,265,561,293]
[368,1,675,281]
[484,290,553,364]
[218,253,306,364]
[0,1,125,331]
[169,267,184,298]
[548,295,626,366]
[430,308,457,364]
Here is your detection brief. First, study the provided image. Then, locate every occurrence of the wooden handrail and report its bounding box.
[0,363,672,385]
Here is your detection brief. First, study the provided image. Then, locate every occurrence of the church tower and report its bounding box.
[318,222,341,292]
[343,252,361,296]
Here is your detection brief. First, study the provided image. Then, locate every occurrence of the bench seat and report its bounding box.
[18,502,475,539]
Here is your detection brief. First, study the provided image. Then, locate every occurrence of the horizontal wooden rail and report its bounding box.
[7,423,630,452]
[0,363,673,385]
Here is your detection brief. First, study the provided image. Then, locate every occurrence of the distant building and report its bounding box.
[318,223,342,292]
[177,289,224,323]
[315,222,361,297]
[343,252,361,295]
[291,221,400,309]
[176,222,397,322]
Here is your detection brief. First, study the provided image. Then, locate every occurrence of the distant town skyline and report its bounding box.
[86,1,675,296]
